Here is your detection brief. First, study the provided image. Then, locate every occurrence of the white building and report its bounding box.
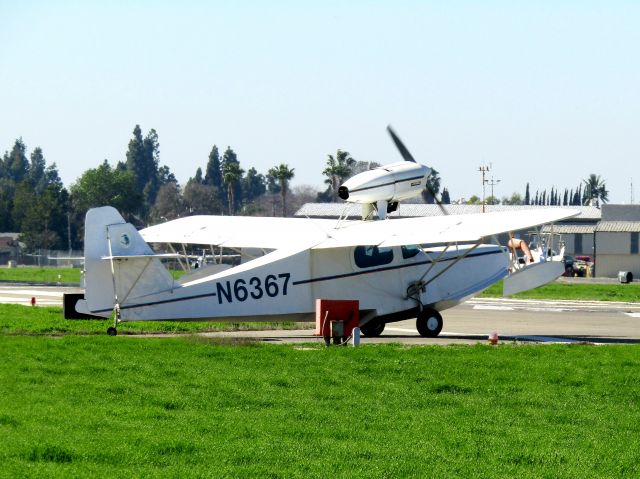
[593,205,640,279]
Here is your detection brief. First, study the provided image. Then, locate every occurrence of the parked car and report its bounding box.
[562,255,575,277]
[573,255,594,277]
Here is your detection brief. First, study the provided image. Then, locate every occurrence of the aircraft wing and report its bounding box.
[139,215,342,249]
[312,208,581,249]
[140,208,579,250]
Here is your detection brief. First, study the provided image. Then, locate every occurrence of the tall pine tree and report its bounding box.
[28,147,46,193]
[6,138,28,183]
[125,125,166,218]
[204,145,223,190]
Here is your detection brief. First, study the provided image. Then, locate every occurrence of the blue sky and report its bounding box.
[1,1,638,203]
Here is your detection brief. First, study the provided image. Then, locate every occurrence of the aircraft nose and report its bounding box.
[338,186,349,200]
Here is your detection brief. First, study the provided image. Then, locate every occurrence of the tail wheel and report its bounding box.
[360,320,385,337]
[416,308,443,337]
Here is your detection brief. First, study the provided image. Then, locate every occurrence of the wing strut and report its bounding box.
[406,242,483,306]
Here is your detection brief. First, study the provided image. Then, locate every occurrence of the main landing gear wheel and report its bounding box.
[416,309,443,338]
[360,321,385,337]
[107,327,118,336]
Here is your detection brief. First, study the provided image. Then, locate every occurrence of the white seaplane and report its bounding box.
[66,127,578,336]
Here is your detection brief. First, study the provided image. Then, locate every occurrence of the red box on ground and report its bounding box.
[315,299,359,337]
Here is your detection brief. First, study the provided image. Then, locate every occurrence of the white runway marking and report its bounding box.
[385,327,458,336]
[473,301,567,313]
[469,298,640,313]
[0,297,38,303]
[525,307,565,313]
[515,335,582,344]
[624,312,640,318]
[0,289,64,297]
[0,297,60,305]
[385,327,417,334]
[473,305,514,311]
[0,286,79,306]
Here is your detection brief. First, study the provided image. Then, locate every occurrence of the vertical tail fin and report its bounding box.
[84,206,173,316]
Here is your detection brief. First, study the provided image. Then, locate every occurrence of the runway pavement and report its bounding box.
[0,284,82,307]
[385,298,640,345]
[1,284,639,345]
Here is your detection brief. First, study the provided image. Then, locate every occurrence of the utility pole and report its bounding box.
[478,164,490,213]
[486,177,501,205]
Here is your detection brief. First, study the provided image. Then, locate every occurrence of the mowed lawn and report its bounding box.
[0,304,303,336]
[2,336,640,477]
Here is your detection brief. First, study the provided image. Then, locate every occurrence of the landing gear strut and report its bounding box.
[416,308,443,337]
[107,305,120,336]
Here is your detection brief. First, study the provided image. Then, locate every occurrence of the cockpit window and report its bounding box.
[401,244,421,259]
[354,246,394,268]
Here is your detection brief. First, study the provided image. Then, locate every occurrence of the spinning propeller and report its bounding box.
[338,126,447,219]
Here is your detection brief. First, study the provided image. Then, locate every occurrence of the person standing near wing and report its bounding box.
[508,234,534,263]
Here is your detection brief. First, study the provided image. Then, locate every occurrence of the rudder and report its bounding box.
[83,206,174,317]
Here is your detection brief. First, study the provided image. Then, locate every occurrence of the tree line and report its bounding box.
[0,139,68,251]
[1,126,307,251]
[522,176,609,206]
[1,124,609,252]
[470,177,610,206]
[1,125,370,251]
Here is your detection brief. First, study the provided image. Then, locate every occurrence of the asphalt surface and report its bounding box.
[0,284,82,306]
[2,284,639,345]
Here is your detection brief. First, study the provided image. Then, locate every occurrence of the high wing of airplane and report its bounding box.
[66,127,579,337]
[139,208,575,250]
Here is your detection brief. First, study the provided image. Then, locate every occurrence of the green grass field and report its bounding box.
[0,267,81,284]
[481,279,640,302]
[0,304,303,336]
[2,269,640,476]
[0,267,183,284]
[1,336,639,477]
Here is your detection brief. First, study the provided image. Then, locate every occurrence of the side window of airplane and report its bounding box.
[354,246,394,268]
[401,244,421,259]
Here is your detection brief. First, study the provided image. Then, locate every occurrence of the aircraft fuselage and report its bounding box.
[99,243,507,323]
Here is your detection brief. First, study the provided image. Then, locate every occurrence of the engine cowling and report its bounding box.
[338,161,430,204]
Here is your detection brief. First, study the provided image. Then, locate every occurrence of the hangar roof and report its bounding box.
[541,224,596,234]
[596,221,640,232]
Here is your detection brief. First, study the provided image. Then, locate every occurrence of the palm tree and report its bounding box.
[268,164,295,217]
[222,161,244,215]
[322,150,355,199]
[582,174,609,206]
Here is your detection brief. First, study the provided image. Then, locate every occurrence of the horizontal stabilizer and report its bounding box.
[101,253,182,260]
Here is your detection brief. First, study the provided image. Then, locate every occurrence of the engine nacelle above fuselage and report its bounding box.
[338,161,430,204]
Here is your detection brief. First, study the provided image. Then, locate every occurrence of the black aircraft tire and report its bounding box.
[360,321,385,337]
[416,309,443,337]
[107,327,118,336]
